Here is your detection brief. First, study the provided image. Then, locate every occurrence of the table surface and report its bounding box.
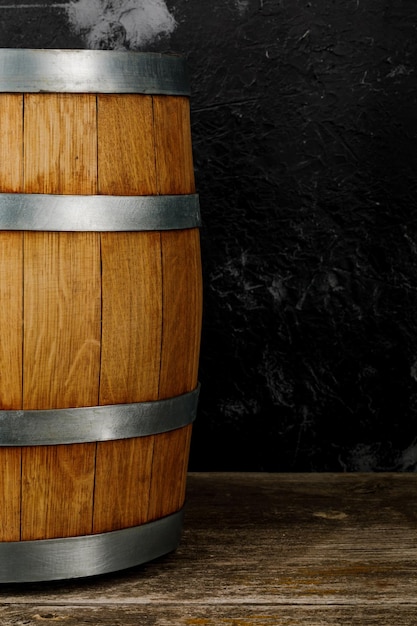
[1,472,416,625]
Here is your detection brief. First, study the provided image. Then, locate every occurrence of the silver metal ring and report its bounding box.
[0,385,199,446]
[0,509,184,582]
[0,193,201,231]
[0,49,189,95]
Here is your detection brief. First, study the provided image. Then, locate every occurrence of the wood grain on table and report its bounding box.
[1,472,416,625]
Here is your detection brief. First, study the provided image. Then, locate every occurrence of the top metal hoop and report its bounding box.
[0,49,190,95]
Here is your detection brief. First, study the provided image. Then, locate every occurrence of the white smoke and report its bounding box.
[66,0,177,50]
[234,0,249,16]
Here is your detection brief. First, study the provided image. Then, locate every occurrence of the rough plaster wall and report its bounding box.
[164,0,417,472]
[0,0,417,471]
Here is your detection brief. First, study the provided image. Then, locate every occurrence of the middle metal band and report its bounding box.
[0,386,199,446]
[0,193,201,232]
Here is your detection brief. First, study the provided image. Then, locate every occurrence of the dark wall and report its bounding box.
[170,0,417,472]
[1,0,417,471]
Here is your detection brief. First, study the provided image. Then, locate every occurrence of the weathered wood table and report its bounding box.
[1,472,416,625]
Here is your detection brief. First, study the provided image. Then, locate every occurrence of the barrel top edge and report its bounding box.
[0,48,185,60]
[0,49,190,95]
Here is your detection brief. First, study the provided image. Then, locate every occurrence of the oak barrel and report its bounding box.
[0,49,202,582]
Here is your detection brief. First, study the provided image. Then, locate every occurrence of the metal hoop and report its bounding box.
[0,193,201,232]
[0,49,189,95]
[0,510,184,582]
[0,386,200,446]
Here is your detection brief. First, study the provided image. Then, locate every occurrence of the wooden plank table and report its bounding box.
[1,472,416,625]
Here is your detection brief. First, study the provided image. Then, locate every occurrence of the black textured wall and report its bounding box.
[168,0,417,472]
[1,0,417,471]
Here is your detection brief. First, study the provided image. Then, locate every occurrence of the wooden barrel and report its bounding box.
[0,49,202,582]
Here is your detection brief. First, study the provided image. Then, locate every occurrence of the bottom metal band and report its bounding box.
[0,509,184,583]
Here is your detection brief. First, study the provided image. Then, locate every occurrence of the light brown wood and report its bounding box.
[0,232,23,410]
[21,444,96,541]
[99,232,162,405]
[0,97,24,408]
[150,229,202,520]
[95,231,163,529]
[94,94,164,533]
[97,94,157,195]
[94,92,201,531]
[147,424,192,522]
[20,236,100,541]
[0,97,24,542]
[3,473,417,626]
[144,94,201,521]
[0,449,21,541]
[0,91,201,544]
[19,94,101,541]
[153,96,195,194]
[22,92,101,404]
[22,94,101,410]
[22,232,101,410]
[0,94,23,191]
[93,436,154,534]
[159,229,202,399]
[23,93,97,194]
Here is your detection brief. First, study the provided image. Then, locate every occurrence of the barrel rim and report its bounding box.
[0,48,190,95]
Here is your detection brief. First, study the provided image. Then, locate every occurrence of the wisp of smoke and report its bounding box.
[66,0,177,50]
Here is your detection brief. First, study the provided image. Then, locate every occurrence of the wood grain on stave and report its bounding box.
[0,91,201,541]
